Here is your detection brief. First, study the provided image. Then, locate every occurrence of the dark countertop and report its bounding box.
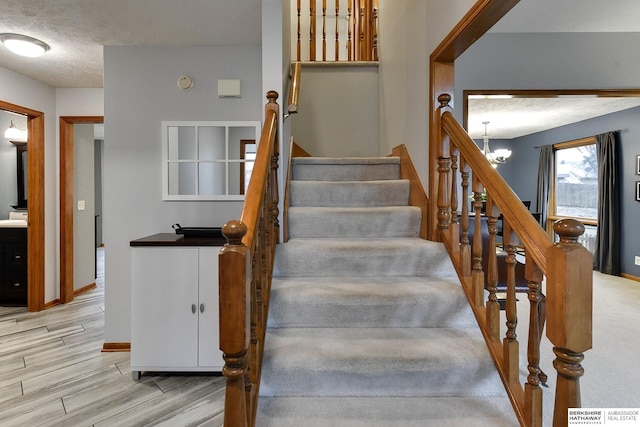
[130,233,227,247]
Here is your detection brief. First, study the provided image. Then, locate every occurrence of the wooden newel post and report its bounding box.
[546,219,593,427]
[219,220,251,427]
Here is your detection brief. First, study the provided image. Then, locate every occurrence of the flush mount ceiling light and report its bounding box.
[0,33,50,57]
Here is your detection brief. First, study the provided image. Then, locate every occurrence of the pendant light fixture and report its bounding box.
[481,121,511,168]
[4,121,26,140]
[0,33,50,57]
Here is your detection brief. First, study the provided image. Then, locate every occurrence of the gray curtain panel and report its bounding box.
[536,145,553,228]
[594,131,620,275]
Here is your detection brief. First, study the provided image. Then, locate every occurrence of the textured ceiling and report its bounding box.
[468,97,640,139]
[1,0,640,138]
[0,0,261,88]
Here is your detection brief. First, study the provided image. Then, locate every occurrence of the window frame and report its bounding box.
[547,136,598,233]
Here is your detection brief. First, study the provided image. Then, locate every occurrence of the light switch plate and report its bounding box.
[78,200,85,211]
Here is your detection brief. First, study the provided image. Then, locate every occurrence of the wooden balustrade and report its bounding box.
[295,0,378,62]
[219,91,280,427]
[435,94,593,426]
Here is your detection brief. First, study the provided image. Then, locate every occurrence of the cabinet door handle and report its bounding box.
[191,304,196,314]
[200,303,204,313]
[14,255,21,260]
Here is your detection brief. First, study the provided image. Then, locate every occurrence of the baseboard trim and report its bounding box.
[102,342,131,352]
[621,273,640,283]
[74,283,97,296]
[44,299,61,309]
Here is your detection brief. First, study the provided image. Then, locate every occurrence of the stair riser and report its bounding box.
[274,239,456,277]
[287,206,421,239]
[290,180,410,207]
[268,278,476,329]
[292,162,400,181]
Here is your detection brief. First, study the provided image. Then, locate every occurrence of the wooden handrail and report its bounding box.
[287,62,302,116]
[440,110,551,275]
[219,91,280,427]
[435,94,593,427]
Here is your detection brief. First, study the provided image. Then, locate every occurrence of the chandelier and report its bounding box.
[481,121,511,168]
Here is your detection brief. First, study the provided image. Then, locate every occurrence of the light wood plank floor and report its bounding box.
[0,249,225,427]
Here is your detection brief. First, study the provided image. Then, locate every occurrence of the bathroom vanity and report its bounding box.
[0,213,28,306]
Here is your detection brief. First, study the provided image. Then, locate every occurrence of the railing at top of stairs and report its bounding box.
[219,91,280,427]
[295,0,378,62]
[435,94,593,427]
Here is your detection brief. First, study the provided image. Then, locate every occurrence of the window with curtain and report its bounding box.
[549,137,598,254]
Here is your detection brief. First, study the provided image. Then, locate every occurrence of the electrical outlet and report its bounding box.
[635,256,640,266]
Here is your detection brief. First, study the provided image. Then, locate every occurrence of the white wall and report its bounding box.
[377,0,476,184]
[290,65,379,157]
[103,45,262,342]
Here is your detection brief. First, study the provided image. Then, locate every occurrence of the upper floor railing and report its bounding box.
[435,94,593,427]
[294,0,378,62]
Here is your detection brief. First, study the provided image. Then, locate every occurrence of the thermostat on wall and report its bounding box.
[177,75,193,90]
[218,79,241,98]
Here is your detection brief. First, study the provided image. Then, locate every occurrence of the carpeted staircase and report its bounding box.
[256,156,518,426]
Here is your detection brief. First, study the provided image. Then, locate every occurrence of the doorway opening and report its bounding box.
[60,116,104,303]
[0,100,45,312]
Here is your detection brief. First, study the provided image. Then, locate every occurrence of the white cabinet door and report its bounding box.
[197,248,224,369]
[131,247,199,368]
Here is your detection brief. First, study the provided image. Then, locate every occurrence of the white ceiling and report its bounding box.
[0,0,261,88]
[1,0,640,139]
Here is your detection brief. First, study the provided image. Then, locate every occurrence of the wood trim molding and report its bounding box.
[427,0,520,240]
[73,283,97,297]
[59,116,104,304]
[102,342,131,352]
[44,299,61,309]
[621,273,640,283]
[0,100,45,312]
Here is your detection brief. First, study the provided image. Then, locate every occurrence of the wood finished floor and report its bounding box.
[0,249,225,427]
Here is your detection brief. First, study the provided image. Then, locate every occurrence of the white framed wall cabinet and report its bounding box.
[162,121,260,201]
[130,236,224,380]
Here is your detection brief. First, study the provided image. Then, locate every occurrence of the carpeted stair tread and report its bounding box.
[287,206,421,238]
[256,396,518,427]
[290,180,410,207]
[260,327,506,398]
[292,156,400,181]
[273,238,456,277]
[268,276,477,329]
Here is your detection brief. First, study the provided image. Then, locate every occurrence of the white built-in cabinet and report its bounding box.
[130,237,224,380]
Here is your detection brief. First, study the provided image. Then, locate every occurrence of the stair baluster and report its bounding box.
[460,158,471,277]
[449,153,460,253]
[471,177,485,306]
[485,195,500,341]
[503,220,520,384]
[525,260,544,426]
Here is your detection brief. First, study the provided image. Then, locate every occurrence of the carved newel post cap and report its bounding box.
[438,93,452,108]
[553,219,585,243]
[266,90,279,103]
[222,220,247,245]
